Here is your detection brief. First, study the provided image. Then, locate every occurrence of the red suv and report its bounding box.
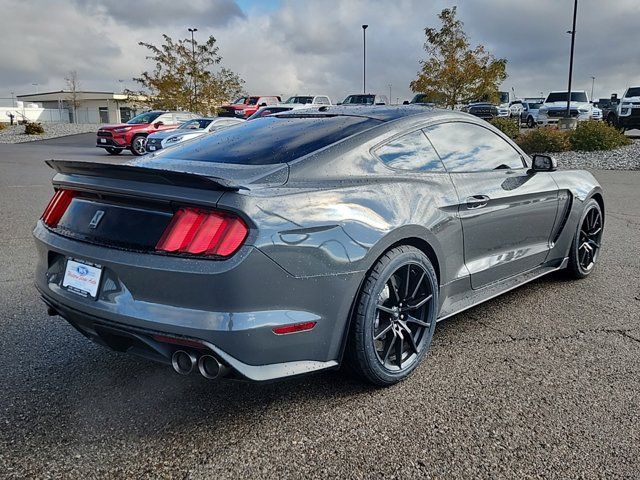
[218,96,281,119]
[96,110,198,155]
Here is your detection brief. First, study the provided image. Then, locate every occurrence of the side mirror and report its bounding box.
[402,100,410,105]
[153,121,163,128]
[259,102,267,107]
[531,154,557,172]
[336,102,342,105]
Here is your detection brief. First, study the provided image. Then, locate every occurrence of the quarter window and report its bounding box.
[375,130,445,172]
[424,122,524,172]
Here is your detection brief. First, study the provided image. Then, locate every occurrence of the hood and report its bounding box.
[622,96,640,102]
[98,123,130,130]
[542,101,590,110]
[147,129,198,140]
[221,104,249,110]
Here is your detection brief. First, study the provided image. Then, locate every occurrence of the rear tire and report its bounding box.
[567,199,603,279]
[105,147,123,155]
[527,116,535,129]
[346,246,438,386]
[130,135,147,156]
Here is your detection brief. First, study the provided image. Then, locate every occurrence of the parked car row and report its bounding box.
[596,86,640,131]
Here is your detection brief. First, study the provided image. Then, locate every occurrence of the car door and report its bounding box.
[424,121,559,289]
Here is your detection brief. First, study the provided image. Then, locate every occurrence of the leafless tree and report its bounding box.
[65,71,81,123]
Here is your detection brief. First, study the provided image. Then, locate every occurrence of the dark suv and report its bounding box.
[96,111,198,155]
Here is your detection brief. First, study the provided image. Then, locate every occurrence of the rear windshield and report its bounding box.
[152,115,380,165]
[343,95,375,105]
[285,96,313,104]
[626,87,640,97]
[546,92,588,103]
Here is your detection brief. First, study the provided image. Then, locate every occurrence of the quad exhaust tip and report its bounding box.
[198,354,225,380]
[171,351,228,379]
[171,350,197,375]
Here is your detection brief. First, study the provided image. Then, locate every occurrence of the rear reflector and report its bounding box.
[152,334,206,349]
[156,207,248,257]
[41,189,76,227]
[272,321,317,335]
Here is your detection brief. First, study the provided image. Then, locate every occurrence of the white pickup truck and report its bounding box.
[536,90,593,126]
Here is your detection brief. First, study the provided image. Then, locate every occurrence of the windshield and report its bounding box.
[546,92,588,103]
[527,102,542,109]
[126,111,162,124]
[151,115,380,165]
[499,92,510,104]
[285,96,313,104]
[343,95,375,105]
[411,94,431,103]
[178,119,212,130]
[232,97,247,105]
[626,87,640,97]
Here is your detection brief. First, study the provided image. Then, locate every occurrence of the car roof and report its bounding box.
[275,105,457,123]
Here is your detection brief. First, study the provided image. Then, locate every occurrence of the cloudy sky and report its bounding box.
[1,0,638,103]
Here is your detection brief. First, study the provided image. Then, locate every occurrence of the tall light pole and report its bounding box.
[590,75,596,100]
[388,84,392,104]
[565,0,578,119]
[188,27,198,111]
[362,25,368,94]
[32,83,39,93]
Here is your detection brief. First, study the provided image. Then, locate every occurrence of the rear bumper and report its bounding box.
[33,222,359,380]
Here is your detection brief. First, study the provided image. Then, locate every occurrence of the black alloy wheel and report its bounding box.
[568,199,603,278]
[347,246,438,386]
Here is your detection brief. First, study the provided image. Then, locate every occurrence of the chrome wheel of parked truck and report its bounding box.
[34,106,605,386]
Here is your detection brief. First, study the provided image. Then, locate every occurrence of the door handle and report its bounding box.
[466,195,490,209]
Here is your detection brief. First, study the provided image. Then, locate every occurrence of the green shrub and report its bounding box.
[24,122,44,135]
[516,127,571,154]
[490,117,520,139]
[569,120,631,151]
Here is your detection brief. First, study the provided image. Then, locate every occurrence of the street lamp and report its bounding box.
[362,25,368,94]
[32,83,39,94]
[388,84,392,104]
[188,27,198,111]
[590,75,596,100]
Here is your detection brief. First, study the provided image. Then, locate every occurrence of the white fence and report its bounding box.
[1,106,70,123]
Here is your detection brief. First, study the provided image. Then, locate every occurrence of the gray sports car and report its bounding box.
[34,106,604,386]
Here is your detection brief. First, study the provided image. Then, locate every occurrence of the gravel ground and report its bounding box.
[0,138,638,479]
[555,139,640,171]
[0,123,97,144]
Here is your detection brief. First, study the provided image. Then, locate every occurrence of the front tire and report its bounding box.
[130,135,147,156]
[105,147,123,155]
[567,199,603,279]
[527,116,535,128]
[346,246,438,386]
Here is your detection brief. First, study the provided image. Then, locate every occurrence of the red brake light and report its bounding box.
[41,189,76,227]
[272,321,317,335]
[156,207,248,257]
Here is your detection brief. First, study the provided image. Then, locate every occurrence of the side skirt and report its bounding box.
[437,257,568,322]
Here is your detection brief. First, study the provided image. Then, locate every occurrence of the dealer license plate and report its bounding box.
[62,259,103,298]
[148,145,156,151]
[100,138,106,143]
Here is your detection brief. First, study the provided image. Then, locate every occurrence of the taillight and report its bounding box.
[272,321,317,335]
[41,189,76,227]
[156,207,248,257]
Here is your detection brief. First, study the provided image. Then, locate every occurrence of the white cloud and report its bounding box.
[0,0,638,103]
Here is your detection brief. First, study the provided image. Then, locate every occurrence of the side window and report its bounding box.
[316,96,329,105]
[156,114,173,125]
[375,130,445,172]
[424,122,524,172]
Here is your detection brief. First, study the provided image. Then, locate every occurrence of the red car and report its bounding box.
[96,110,198,156]
[218,96,281,119]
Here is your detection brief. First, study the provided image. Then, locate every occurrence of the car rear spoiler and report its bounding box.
[46,160,246,191]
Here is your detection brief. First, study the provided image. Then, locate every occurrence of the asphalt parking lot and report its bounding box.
[0,134,639,479]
